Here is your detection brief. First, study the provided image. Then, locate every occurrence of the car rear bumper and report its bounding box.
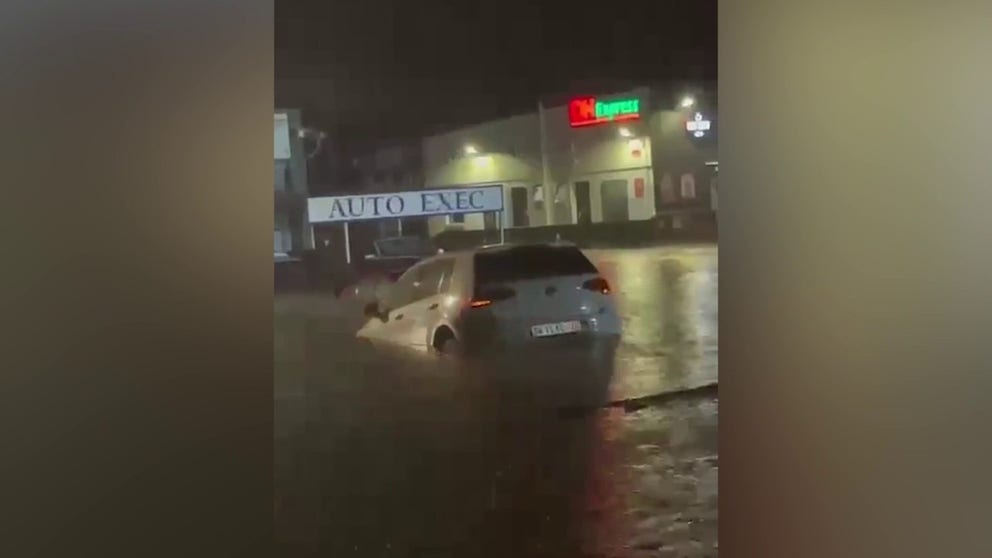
[459,312,621,354]
[463,331,620,361]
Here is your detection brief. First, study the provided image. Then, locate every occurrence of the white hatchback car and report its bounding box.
[356,243,621,355]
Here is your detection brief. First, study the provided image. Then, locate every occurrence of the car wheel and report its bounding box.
[436,332,462,357]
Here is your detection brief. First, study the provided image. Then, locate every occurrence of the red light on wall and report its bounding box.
[634,178,645,198]
[628,138,644,157]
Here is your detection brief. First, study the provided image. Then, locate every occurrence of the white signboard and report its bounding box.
[308,185,504,224]
[685,112,712,138]
[274,113,291,160]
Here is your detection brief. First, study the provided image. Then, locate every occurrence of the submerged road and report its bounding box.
[274,245,718,557]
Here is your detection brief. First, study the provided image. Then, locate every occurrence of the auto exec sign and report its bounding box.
[307,185,504,224]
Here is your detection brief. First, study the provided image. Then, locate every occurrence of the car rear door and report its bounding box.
[370,266,420,345]
[400,258,455,350]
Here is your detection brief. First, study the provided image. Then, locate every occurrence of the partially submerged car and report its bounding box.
[357,243,621,355]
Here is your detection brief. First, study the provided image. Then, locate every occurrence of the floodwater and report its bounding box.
[275,245,718,557]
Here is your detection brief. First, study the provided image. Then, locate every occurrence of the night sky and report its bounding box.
[276,0,716,158]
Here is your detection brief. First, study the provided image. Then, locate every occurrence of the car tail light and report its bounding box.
[582,277,611,294]
[468,286,516,308]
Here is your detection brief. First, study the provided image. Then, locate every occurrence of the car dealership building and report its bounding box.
[415,85,717,235]
[307,85,716,262]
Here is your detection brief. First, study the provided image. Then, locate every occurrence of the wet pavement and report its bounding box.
[274,245,718,557]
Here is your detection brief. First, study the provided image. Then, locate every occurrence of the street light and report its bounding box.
[464,144,478,155]
[618,127,633,138]
[679,95,696,109]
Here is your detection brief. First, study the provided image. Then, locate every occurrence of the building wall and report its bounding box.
[274,212,293,253]
[423,180,530,237]
[422,113,542,236]
[274,108,312,252]
[422,113,542,209]
[423,113,542,183]
[648,105,718,215]
[567,167,655,223]
[353,141,424,192]
[542,87,655,226]
[344,86,716,240]
[421,88,664,234]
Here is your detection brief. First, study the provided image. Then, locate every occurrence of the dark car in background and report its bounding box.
[339,235,440,303]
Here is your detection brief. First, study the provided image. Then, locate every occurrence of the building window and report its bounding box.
[680,173,696,199]
[274,161,289,191]
[483,212,498,230]
[448,213,465,224]
[659,172,676,205]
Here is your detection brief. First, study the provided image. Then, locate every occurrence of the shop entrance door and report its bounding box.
[510,186,529,226]
[600,178,630,222]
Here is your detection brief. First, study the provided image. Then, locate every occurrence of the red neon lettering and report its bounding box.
[569,97,596,125]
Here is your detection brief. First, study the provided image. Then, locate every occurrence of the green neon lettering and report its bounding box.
[594,98,639,120]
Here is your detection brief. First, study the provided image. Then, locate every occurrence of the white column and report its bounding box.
[343,222,352,264]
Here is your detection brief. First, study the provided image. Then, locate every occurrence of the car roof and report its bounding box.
[428,241,578,260]
[411,241,582,266]
[475,241,578,253]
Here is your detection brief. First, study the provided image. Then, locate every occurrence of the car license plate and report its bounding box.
[530,320,582,338]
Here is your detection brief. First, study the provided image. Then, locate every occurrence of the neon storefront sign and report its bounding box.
[568,96,641,127]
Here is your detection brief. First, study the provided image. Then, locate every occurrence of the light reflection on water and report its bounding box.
[589,247,718,400]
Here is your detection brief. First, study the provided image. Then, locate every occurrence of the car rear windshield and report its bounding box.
[473,245,597,286]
